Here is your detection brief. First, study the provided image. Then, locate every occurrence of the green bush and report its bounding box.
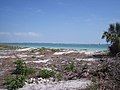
[4,75,26,90]
[4,60,35,90]
[51,48,60,52]
[38,69,55,78]
[13,60,35,76]
[23,67,35,76]
[39,47,46,52]
[13,60,26,75]
[64,62,76,72]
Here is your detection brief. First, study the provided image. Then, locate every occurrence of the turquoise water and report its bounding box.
[4,43,108,51]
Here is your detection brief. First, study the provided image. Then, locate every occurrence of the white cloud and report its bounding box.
[14,32,40,37]
[0,32,40,37]
[27,32,40,37]
[0,32,11,36]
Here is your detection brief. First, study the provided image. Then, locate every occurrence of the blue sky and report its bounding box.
[0,0,120,43]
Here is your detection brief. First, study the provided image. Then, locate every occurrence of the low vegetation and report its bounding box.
[87,58,120,90]
[38,69,55,79]
[39,47,47,52]
[4,75,26,90]
[39,47,60,52]
[4,60,35,90]
[13,60,35,76]
[64,62,76,72]
[51,48,60,52]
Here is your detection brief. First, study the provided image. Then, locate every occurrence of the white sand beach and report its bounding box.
[19,79,91,90]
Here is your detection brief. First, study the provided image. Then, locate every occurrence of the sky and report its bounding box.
[0,0,120,44]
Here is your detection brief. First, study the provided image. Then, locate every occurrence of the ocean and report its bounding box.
[4,43,108,51]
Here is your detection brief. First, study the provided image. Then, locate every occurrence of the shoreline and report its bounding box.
[0,47,107,59]
[0,43,108,52]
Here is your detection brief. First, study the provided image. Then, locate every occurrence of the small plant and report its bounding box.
[30,49,35,53]
[65,62,76,72]
[13,60,35,76]
[39,47,47,54]
[55,72,62,81]
[13,60,26,75]
[23,67,35,76]
[38,69,55,78]
[4,75,26,90]
[39,47,46,52]
[51,48,60,52]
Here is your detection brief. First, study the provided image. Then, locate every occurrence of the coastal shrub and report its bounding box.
[39,47,47,54]
[89,58,120,90]
[30,49,35,53]
[106,59,120,89]
[86,77,100,90]
[102,23,120,56]
[64,62,76,72]
[4,60,35,90]
[51,48,60,52]
[13,60,35,76]
[38,69,55,79]
[39,47,46,51]
[23,67,35,76]
[4,75,26,90]
[13,60,26,75]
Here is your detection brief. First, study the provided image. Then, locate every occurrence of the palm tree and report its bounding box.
[102,23,120,56]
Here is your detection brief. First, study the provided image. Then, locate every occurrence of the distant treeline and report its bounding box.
[0,44,22,50]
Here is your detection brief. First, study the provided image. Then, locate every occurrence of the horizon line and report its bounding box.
[0,42,108,45]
